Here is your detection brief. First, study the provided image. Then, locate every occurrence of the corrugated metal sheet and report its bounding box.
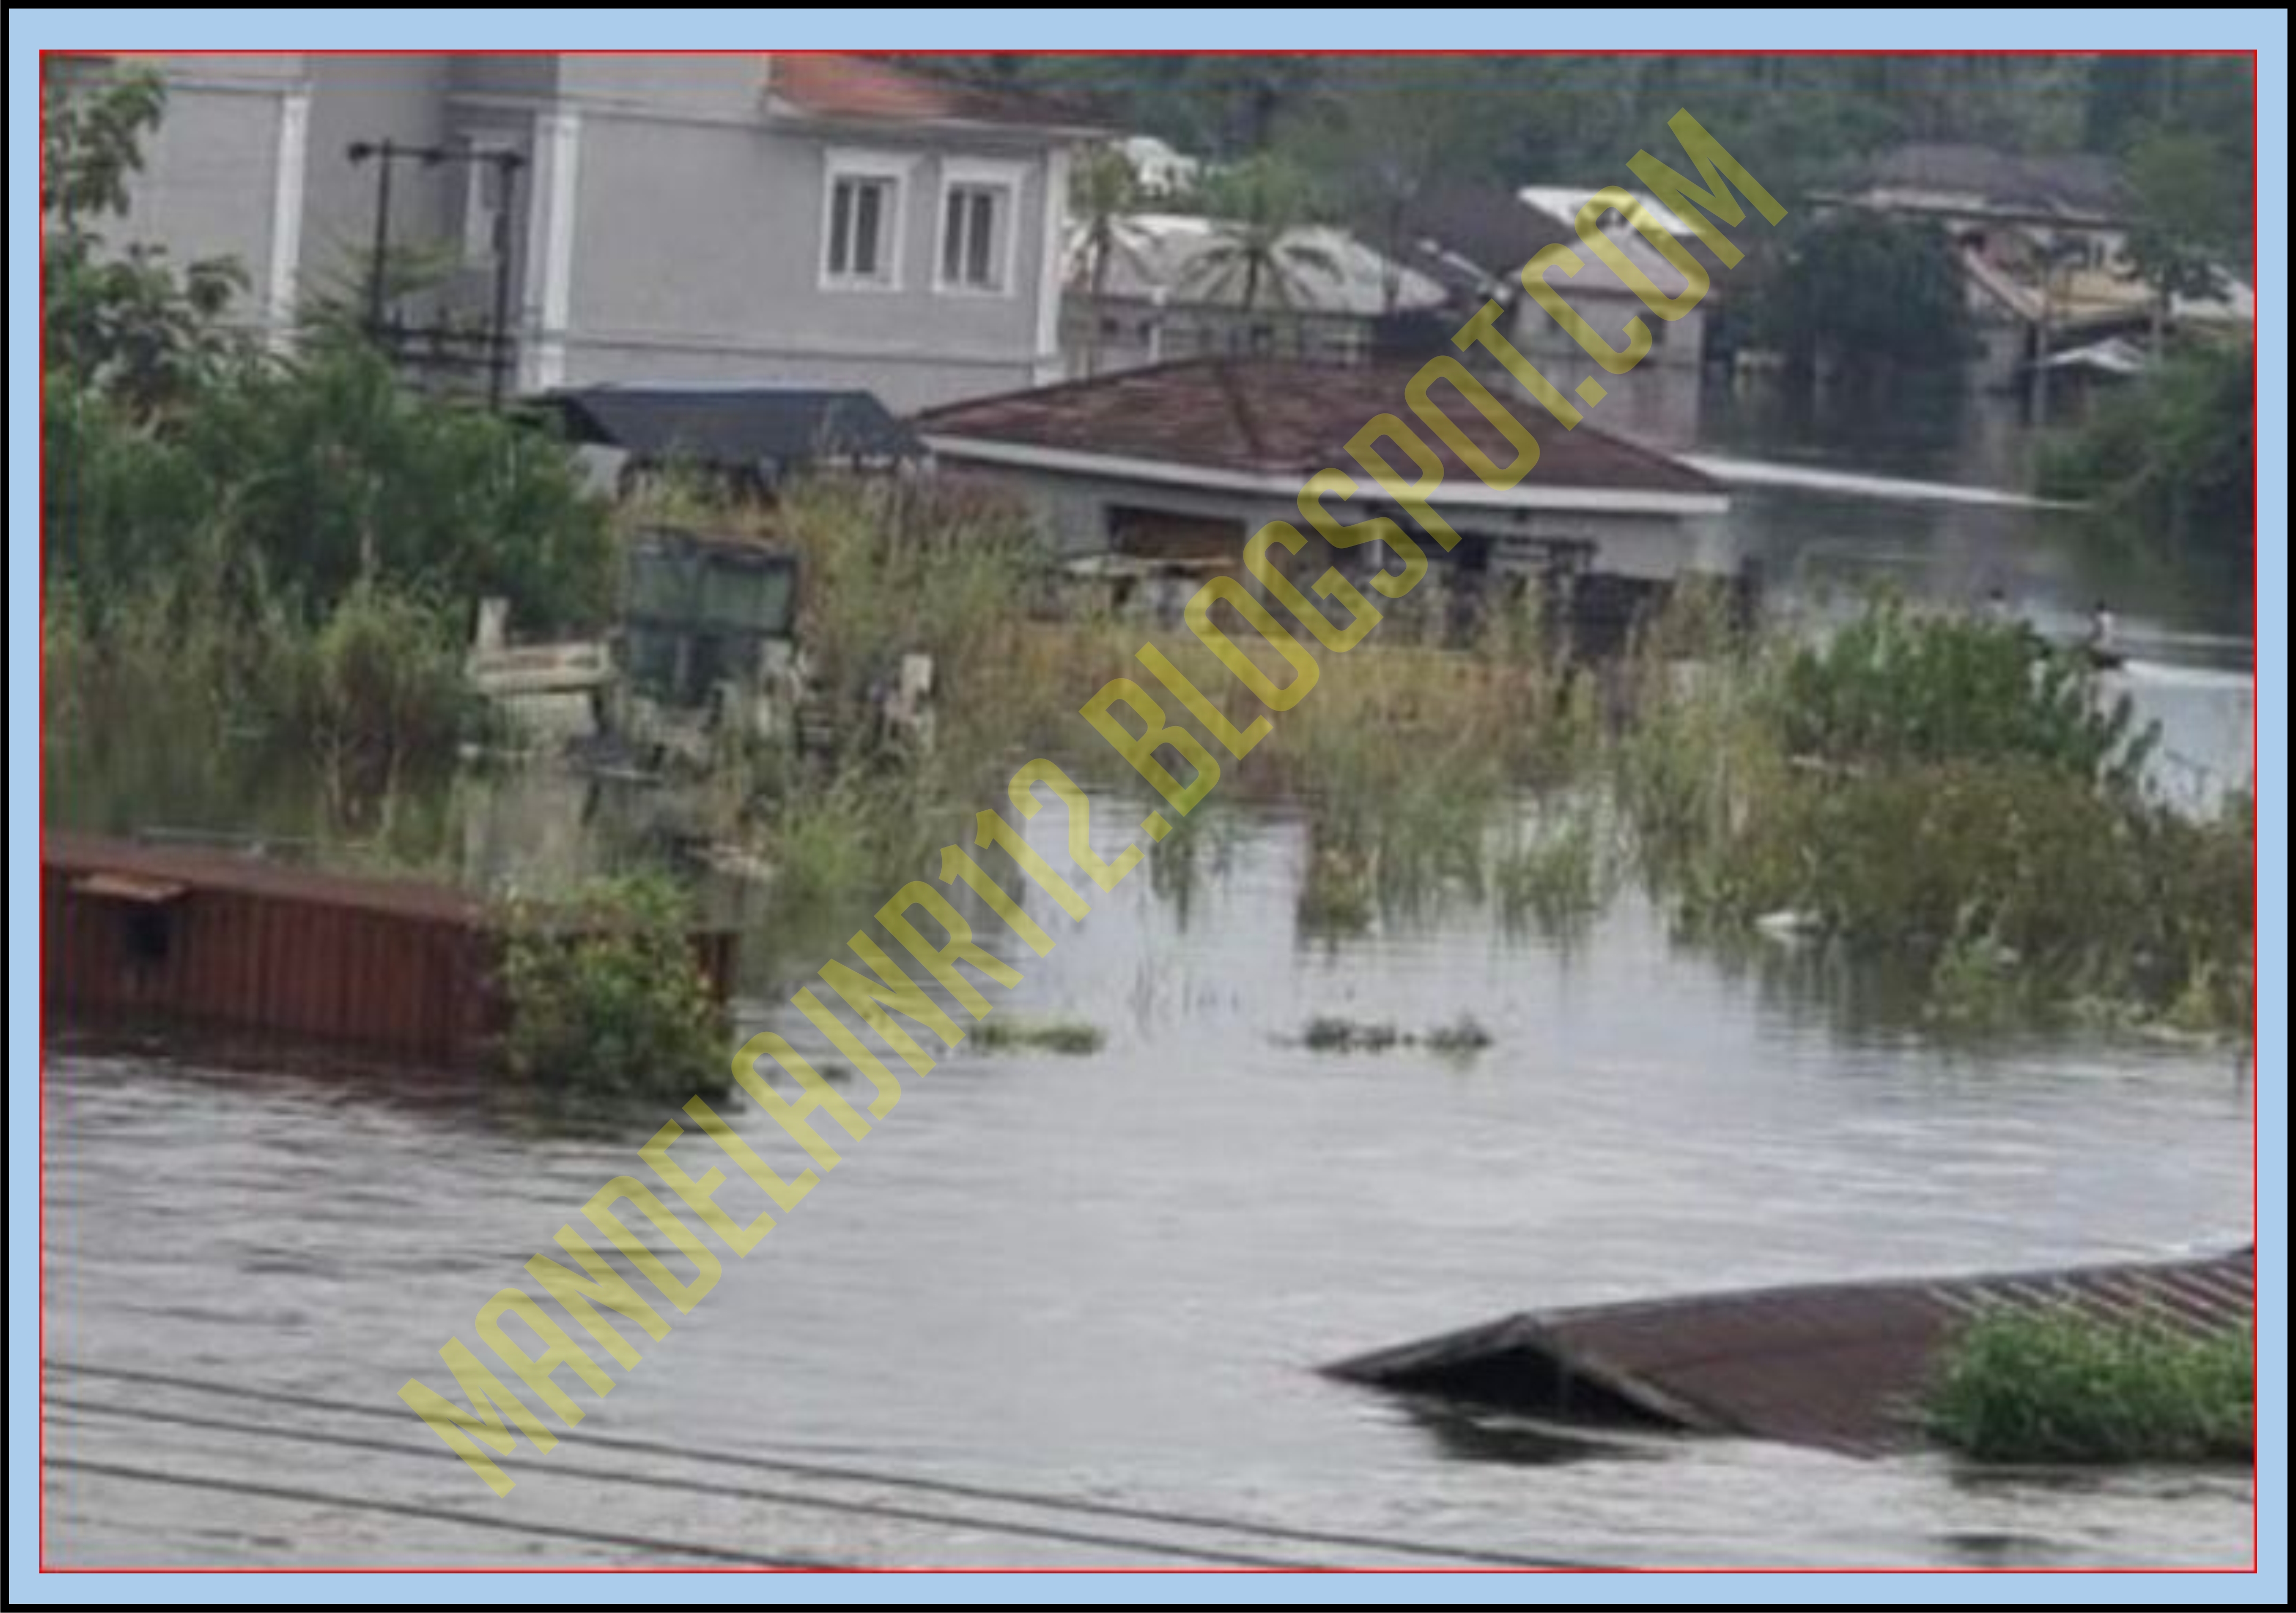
[1325,1248,2256,1454]
[43,833,738,1067]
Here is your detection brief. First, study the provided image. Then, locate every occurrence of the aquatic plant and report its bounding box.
[1614,593,2251,1039]
[1923,1309,2253,1464]
[1299,1014,1492,1055]
[969,1014,1105,1055]
[1422,1013,1495,1054]
[1492,800,1612,936]
[494,874,732,1099]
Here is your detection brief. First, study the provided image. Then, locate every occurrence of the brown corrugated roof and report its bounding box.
[45,832,485,925]
[914,358,1721,497]
[1326,1247,2256,1454]
[771,53,1094,132]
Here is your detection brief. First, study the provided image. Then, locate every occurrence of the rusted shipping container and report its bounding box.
[1325,1245,2257,1455]
[42,832,738,1066]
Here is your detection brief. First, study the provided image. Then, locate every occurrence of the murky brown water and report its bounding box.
[44,800,2256,1567]
[43,381,2256,1568]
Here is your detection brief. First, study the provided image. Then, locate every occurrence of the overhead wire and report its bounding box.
[50,1357,1600,1568]
[46,1456,843,1569]
[48,1397,1322,1570]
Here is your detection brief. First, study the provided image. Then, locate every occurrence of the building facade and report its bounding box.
[69,52,1096,412]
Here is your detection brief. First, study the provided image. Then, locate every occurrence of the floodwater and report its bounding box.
[42,378,2258,1569]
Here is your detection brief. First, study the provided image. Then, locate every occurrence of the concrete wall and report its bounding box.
[298,56,453,306]
[1061,294,1374,378]
[946,457,1740,584]
[88,53,1071,411]
[108,56,301,335]
[558,112,1058,410]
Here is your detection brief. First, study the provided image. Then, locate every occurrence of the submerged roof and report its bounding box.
[1070,213,1452,317]
[547,385,921,469]
[1326,1245,2256,1455]
[915,358,1724,505]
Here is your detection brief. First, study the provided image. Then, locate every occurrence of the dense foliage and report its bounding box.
[1619,596,2252,1037]
[1777,598,2151,786]
[43,60,615,840]
[495,877,734,1098]
[2040,343,2255,558]
[1925,1310,2253,1463]
[1741,213,1975,373]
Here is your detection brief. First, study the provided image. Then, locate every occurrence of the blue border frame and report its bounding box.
[12,9,2286,1602]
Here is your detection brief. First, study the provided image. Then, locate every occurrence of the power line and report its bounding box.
[46,1456,842,1569]
[48,1398,1320,1570]
[49,1357,1594,1568]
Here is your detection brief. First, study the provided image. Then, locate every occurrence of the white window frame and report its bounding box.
[820,148,917,293]
[459,132,517,270]
[933,157,1027,299]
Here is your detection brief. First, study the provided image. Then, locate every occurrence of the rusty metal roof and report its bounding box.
[915,358,1723,499]
[45,832,485,925]
[1325,1247,2256,1455]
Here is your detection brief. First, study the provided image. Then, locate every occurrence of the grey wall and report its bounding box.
[298,56,453,307]
[91,54,1072,411]
[561,113,1056,410]
[111,57,300,330]
[945,458,1739,582]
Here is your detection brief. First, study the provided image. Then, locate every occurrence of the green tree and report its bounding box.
[1069,143,1154,375]
[2120,126,2241,354]
[1746,211,1974,372]
[1184,153,1339,313]
[1272,59,1508,313]
[42,60,250,417]
[2038,342,2254,555]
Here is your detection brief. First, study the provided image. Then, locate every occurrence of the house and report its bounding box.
[1802,142,2251,403]
[1062,214,1454,378]
[913,357,1738,648]
[55,51,1101,411]
[1358,182,1713,450]
[1813,143,2130,262]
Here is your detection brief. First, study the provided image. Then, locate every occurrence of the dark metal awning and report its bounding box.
[545,385,922,471]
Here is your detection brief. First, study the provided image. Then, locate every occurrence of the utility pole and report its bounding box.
[347,138,526,410]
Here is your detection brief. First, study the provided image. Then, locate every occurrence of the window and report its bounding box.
[821,150,914,290]
[934,158,1025,297]
[828,176,895,280]
[942,185,1003,288]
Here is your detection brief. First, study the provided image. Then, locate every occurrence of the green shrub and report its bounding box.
[1925,1309,2254,1463]
[495,876,732,1098]
[1777,595,2154,788]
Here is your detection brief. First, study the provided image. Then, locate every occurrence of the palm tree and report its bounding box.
[1183,153,1341,318]
[1070,144,1156,376]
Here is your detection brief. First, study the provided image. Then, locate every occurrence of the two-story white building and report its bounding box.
[64,51,1102,411]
